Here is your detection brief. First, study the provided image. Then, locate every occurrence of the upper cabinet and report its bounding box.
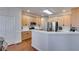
[71,8,79,27]
[21,11,41,26]
[30,16,41,26]
[22,15,30,26]
[21,9,73,27]
[49,14,71,27]
[57,16,63,26]
[36,16,42,25]
[62,15,71,26]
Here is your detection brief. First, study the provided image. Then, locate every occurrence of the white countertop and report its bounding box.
[21,26,42,32]
[21,26,79,34]
[32,30,79,34]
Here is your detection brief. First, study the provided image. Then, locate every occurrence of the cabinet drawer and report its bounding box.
[21,31,32,40]
[22,32,29,35]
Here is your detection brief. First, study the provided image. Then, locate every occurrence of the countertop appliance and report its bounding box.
[29,22,36,29]
[70,27,77,32]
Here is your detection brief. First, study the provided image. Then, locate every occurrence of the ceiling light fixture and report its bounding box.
[62,10,66,12]
[41,15,44,16]
[27,10,30,12]
[43,9,53,14]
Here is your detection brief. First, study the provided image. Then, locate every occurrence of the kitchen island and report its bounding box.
[32,30,79,51]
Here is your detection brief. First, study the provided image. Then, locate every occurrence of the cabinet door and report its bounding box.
[57,16,63,26]
[30,16,41,26]
[22,31,31,40]
[35,17,41,25]
[22,15,30,26]
[63,15,71,26]
[71,8,79,27]
[48,15,71,27]
[51,16,63,26]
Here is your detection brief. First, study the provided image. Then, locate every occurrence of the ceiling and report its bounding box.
[22,7,73,16]
[0,7,73,16]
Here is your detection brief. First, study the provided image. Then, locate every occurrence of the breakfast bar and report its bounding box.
[32,30,79,51]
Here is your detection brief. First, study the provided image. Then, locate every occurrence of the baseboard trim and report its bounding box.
[32,46,38,51]
[8,41,21,47]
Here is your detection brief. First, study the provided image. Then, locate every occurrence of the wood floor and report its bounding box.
[7,39,37,51]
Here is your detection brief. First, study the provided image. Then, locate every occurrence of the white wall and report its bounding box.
[0,7,21,45]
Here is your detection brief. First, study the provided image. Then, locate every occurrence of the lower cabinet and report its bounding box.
[21,31,31,40]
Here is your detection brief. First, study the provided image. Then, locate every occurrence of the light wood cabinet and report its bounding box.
[57,16,63,26]
[30,16,41,25]
[56,15,71,26]
[35,16,41,25]
[22,15,30,26]
[62,15,71,26]
[71,8,79,27]
[49,15,71,26]
[21,31,31,40]
[21,14,41,26]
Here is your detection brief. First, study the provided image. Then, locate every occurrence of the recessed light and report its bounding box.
[43,9,53,14]
[62,10,66,12]
[27,10,30,12]
[41,15,44,16]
